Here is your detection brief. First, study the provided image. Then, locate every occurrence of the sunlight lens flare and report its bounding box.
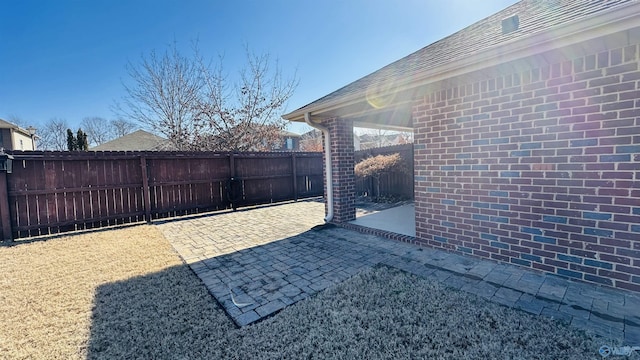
[365,78,399,109]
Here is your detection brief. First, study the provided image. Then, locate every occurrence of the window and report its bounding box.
[286,138,293,149]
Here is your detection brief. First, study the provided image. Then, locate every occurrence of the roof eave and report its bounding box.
[284,1,640,122]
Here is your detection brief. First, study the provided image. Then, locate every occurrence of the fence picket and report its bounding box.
[140,156,151,223]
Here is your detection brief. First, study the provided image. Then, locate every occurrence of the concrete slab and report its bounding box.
[350,203,415,236]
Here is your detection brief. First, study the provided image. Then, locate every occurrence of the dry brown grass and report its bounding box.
[0,225,183,359]
[1,225,602,359]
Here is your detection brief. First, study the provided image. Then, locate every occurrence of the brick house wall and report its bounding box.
[413,31,640,292]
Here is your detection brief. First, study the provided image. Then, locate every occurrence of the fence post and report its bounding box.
[292,153,298,201]
[0,172,12,241]
[140,156,152,223]
[229,153,237,210]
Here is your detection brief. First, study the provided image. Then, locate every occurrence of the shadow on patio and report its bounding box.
[160,223,395,326]
[85,223,410,357]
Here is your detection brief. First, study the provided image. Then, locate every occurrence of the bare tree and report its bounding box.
[81,117,111,146]
[80,117,138,146]
[5,114,29,128]
[37,118,69,150]
[300,129,323,152]
[355,128,413,149]
[117,42,297,151]
[116,43,204,150]
[110,118,137,138]
[397,131,414,144]
[194,49,297,151]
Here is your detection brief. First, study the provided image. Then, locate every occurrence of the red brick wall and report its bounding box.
[323,118,356,223]
[413,33,640,292]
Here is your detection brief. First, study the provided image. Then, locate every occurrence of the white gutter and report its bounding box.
[304,112,333,222]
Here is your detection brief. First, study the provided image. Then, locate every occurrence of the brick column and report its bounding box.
[323,118,355,223]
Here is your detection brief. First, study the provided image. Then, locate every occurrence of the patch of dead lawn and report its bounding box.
[0,225,182,359]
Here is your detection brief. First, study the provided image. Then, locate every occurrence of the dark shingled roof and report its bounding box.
[286,0,633,118]
[91,130,171,151]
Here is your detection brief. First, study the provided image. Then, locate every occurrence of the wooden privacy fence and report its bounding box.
[354,144,414,199]
[0,151,323,240]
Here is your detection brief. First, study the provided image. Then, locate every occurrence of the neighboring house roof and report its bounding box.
[284,0,639,127]
[280,130,302,138]
[0,119,18,129]
[90,130,171,151]
[0,118,34,137]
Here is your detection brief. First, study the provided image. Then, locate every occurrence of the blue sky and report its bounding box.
[1,0,519,135]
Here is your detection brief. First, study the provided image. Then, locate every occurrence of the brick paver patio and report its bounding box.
[156,199,640,343]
